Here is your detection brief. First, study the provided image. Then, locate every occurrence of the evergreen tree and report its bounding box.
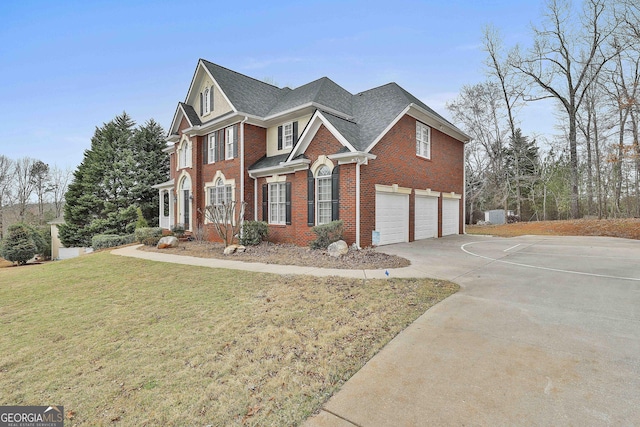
[0,223,46,265]
[59,113,168,247]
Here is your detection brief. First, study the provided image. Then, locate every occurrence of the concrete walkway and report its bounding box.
[112,236,640,425]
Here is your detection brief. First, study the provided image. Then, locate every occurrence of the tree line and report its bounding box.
[448,0,640,222]
[0,155,73,237]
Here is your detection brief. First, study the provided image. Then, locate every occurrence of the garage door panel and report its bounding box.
[375,192,409,246]
[415,196,438,240]
[442,198,460,236]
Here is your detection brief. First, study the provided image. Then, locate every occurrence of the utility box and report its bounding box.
[484,209,506,225]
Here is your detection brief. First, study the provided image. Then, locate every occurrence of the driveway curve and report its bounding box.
[306,235,640,426]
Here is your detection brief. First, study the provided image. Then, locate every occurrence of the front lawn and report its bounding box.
[0,252,457,426]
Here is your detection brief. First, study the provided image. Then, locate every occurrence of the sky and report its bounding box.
[0,0,558,171]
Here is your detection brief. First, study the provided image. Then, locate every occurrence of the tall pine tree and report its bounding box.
[59,113,168,247]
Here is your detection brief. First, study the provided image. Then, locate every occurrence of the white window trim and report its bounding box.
[283,121,294,149]
[208,133,216,164]
[316,165,332,226]
[416,121,431,159]
[177,138,192,169]
[204,173,236,224]
[225,126,234,160]
[203,88,211,115]
[268,182,287,225]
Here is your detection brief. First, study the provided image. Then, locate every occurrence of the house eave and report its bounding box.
[152,179,175,190]
[328,151,377,165]
[407,103,471,143]
[248,158,311,179]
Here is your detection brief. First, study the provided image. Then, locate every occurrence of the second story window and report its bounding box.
[204,88,211,114]
[278,121,298,150]
[225,126,235,160]
[416,121,431,159]
[178,140,192,169]
[208,133,216,163]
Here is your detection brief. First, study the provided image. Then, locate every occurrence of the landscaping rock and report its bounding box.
[328,240,349,258]
[224,244,239,255]
[236,245,246,253]
[157,236,179,249]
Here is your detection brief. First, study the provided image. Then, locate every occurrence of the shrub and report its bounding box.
[310,220,344,250]
[0,223,41,265]
[134,227,164,243]
[135,207,149,229]
[239,221,268,246]
[91,234,136,250]
[141,236,162,246]
[171,224,186,237]
[36,226,51,260]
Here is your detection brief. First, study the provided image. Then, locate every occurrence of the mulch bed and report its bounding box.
[139,240,411,270]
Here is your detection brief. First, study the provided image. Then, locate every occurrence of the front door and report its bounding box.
[183,189,190,229]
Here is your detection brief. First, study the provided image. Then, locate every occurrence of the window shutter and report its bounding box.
[203,136,208,164]
[212,134,217,163]
[277,125,283,150]
[262,184,268,222]
[209,86,214,111]
[307,169,315,226]
[292,121,298,146]
[217,130,225,162]
[200,93,204,115]
[233,124,238,158]
[285,182,292,225]
[331,165,340,221]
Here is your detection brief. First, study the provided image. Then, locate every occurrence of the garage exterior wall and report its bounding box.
[360,114,465,247]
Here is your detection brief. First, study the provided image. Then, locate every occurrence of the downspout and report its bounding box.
[240,117,248,225]
[355,159,363,249]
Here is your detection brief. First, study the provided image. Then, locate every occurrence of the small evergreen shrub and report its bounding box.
[91,234,136,250]
[239,221,268,246]
[135,207,149,229]
[0,223,41,265]
[310,220,344,250]
[134,227,164,243]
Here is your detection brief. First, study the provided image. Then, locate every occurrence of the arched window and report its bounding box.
[207,177,233,218]
[316,165,332,225]
[178,140,192,169]
[204,88,211,114]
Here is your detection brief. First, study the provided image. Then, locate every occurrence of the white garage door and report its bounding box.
[375,192,409,245]
[442,198,460,236]
[415,196,438,240]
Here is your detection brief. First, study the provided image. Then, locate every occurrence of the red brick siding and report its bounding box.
[243,123,267,221]
[359,114,464,246]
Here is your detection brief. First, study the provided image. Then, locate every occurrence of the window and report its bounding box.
[209,178,232,211]
[178,140,192,168]
[283,122,293,148]
[208,134,216,163]
[316,166,332,225]
[416,121,431,159]
[268,182,287,224]
[204,88,211,114]
[226,126,235,160]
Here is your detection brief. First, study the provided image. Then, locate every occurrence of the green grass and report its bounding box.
[0,252,457,426]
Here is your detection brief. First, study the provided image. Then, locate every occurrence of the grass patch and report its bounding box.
[0,252,457,426]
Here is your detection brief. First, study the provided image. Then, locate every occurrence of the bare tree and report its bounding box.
[200,201,246,248]
[14,157,37,222]
[30,160,50,224]
[49,165,72,219]
[483,25,528,217]
[512,0,621,218]
[0,155,14,238]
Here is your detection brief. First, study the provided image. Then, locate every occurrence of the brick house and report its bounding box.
[153,59,469,247]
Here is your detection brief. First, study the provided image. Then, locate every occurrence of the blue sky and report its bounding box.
[0,0,555,170]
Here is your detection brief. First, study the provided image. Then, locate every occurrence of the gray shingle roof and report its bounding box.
[199,60,465,155]
[249,153,290,170]
[179,102,201,126]
[201,59,285,116]
[267,77,353,117]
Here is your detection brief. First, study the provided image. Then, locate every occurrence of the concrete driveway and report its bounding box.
[305,235,640,426]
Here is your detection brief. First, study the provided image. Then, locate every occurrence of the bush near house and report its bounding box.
[91,234,136,250]
[134,227,164,246]
[239,221,268,246]
[0,223,47,265]
[310,220,344,250]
